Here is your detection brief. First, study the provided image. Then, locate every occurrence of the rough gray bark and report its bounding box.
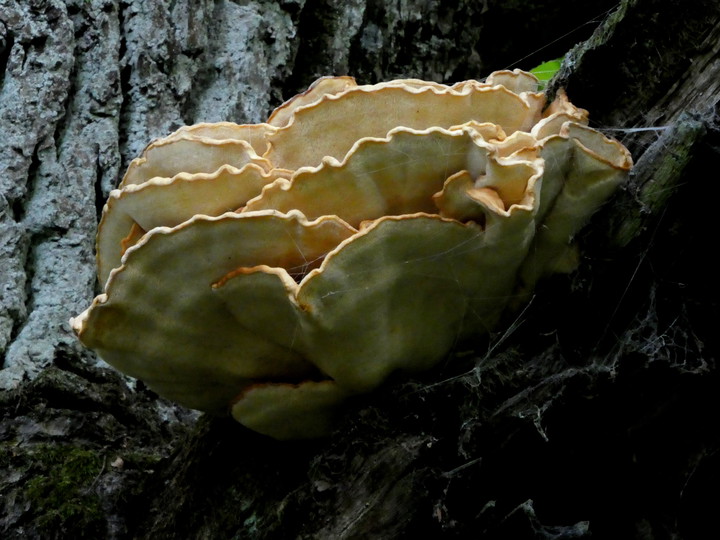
[1,0,718,538]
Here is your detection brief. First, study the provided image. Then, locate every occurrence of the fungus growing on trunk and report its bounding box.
[71,70,632,440]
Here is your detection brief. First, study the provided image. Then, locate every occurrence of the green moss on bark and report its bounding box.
[21,444,105,537]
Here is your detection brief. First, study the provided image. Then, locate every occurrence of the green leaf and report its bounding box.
[530,57,563,88]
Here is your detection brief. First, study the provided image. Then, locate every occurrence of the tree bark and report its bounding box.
[1,0,719,538]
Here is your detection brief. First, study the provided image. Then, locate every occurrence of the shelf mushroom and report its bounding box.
[71,70,632,440]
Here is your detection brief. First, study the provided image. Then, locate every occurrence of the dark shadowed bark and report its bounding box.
[1,0,719,538]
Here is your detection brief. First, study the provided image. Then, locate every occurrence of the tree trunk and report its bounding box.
[1,0,718,538]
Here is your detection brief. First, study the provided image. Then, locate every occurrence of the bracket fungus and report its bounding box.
[71,70,632,440]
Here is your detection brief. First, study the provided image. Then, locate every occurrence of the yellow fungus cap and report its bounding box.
[71,71,632,439]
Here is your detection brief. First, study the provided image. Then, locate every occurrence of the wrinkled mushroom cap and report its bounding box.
[72,70,632,439]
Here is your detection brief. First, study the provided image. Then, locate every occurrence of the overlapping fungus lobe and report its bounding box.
[71,70,631,439]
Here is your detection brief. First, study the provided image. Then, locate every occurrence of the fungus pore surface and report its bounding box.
[71,70,632,440]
